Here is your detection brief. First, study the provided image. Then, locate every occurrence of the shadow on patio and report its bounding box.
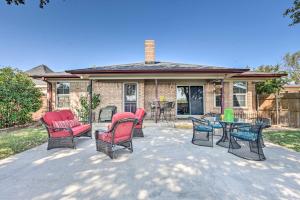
[0,127,300,200]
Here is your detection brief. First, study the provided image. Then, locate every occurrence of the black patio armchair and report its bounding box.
[189,117,213,147]
[228,124,266,161]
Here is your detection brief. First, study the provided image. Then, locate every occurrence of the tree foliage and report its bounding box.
[5,0,49,8]
[255,65,287,95]
[284,0,300,26]
[283,51,300,84]
[0,67,42,128]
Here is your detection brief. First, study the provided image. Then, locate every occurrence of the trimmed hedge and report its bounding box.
[0,67,42,128]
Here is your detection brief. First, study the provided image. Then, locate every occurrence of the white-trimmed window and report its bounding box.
[214,82,221,107]
[56,82,70,108]
[233,81,247,107]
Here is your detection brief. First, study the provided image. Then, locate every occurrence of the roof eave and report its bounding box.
[66,68,250,74]
[233,73,287,78]
[30,75,80,79]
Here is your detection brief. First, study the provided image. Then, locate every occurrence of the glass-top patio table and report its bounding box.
[216,120,251,148]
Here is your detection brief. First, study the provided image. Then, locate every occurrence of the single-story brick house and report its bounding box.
[31,40,286,121]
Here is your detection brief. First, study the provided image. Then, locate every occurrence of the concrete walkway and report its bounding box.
[0,127,300,200]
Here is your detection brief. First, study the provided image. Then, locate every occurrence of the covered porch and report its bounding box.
[85,74,230,124]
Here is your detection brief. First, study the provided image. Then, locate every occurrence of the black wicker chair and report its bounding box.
[228,124,266,161]
[95,113,138,159]
[189,117,213,147]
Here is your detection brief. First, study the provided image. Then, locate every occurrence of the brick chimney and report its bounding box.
[145,40,155,64]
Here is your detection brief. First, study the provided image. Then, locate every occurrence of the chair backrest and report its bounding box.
[59,109,75,121]
[135,108,146,123]
[110,112,137,143]
[256,118,271,128]
[189,117,209,126]
[250,124,264,137]
[42,111,63,127]
[224,108,234,122]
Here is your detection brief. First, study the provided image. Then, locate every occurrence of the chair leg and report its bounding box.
[129,141,133,153]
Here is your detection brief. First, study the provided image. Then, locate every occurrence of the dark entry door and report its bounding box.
[124,83,137,113]
[190,86,204,115]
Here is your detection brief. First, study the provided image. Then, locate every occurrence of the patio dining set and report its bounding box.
[149,100,176,122]
[189,111,271,161]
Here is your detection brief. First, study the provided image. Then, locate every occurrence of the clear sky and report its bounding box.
[0,0,299,72]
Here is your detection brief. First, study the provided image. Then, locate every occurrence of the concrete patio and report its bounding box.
[0,126,300,200]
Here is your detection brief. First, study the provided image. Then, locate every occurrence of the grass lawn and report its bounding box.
[264,130,300,152]
[0,126,47,160]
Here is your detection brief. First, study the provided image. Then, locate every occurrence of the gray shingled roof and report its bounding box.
[66,61,243,73]
[26,65,54,75]
[26,65,55,86]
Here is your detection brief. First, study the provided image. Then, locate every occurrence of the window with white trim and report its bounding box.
[214,82,221,107]
[233,81,247,107]
[56,82,70,108]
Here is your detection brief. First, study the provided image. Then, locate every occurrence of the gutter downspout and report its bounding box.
[221,79,225,114]
[89,80,93,125]
[155,79,158,123]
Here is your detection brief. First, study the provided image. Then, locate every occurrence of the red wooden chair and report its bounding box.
[95,112,138,159]
[133,108,146,137]
[41,110,92,150]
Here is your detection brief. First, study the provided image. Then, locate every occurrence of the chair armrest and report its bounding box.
[232,124,251,133]
[188,117,210,127]
[95,129,109,140]
[43,123,73,136]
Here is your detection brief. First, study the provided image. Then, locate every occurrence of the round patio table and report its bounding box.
[216,120,251,148]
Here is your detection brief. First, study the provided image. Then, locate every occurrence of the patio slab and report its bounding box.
[0,127,300,200]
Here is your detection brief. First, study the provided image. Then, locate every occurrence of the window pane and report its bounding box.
[57,82,70,94]
[177,86,190,115]
[233,81,247,94]
[215,95,221,107]
[214,83,221,107]
[57,96,70,108]
[124,84,137,102]
[233,94,246,107]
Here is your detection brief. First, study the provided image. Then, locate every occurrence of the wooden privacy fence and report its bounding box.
[233,93,300,128]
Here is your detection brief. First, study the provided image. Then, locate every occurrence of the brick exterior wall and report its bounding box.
[48,79,257,120]
[51,81,89,113]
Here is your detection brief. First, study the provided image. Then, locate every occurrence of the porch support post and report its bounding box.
[43,78,52,112]
[221,79,224,114]
[155,79,158,123]
[89,80,93,125]
[275,91,279,125]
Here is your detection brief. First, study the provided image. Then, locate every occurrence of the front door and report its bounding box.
[124,83,137,113]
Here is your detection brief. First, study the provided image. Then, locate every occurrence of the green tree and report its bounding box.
[283,51,300,84]
[255,65,287,94]
[284,0,300,26]
[0,67,42,128]
[5,0,49,8]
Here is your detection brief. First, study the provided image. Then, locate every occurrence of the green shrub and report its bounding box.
[0,67,42,128]
[76,93,101,121]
